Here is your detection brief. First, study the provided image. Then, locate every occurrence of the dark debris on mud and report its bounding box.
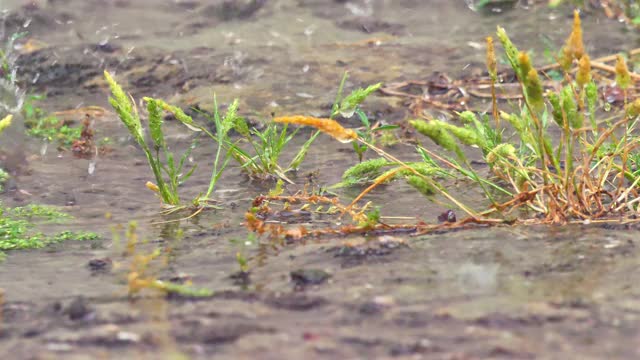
[327,235,409,268]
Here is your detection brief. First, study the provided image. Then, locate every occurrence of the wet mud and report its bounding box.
[1,0,640,359]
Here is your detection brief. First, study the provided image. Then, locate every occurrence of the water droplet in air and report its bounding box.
[339,108,356,118]
[304,25,316,37]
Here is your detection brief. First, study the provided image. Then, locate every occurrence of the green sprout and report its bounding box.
[105,71,201,208]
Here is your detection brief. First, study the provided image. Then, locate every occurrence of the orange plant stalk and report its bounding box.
[274,116,357,143]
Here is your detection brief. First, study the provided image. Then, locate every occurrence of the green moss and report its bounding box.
[25,115,82,147]
[23,95,82,147]
[0,203,100,257]
[6,204,72,221]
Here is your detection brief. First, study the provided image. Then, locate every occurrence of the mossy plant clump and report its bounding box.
[401,10,640,223]
[317,10,640,228]
[22,95,83,147]
[0,202,99,258]
[106,70,383,212]
[103,10,639,238]
[106,70,319,210]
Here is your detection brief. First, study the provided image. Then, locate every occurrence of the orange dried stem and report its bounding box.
[274,116,357,143]
[344,167,402,214]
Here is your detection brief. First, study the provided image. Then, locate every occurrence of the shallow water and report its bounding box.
[1,1,640,359]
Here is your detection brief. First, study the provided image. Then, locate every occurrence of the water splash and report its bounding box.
[0,12,26,116]
[456,262,499,294]
[345,0,373,17]
[0,78,24,114]
[88,160,96,175]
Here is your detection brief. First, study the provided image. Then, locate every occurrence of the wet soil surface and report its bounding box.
[1,1,640,359]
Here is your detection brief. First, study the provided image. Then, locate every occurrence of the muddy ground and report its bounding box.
[1,0,640,359]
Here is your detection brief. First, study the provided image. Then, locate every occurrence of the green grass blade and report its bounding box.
[288,130,320,171]
[146,98,165,150]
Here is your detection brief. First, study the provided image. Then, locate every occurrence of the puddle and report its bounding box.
[1,1,640,359]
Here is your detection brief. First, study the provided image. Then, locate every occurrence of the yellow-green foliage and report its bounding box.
[374,162,439,184]
[146,98,165,150]
[615,55,631,90]
[339,158,395,187]
[105,71,200,206]
[559,10,585,70]
[411,119,459,153]
[105,71,144,144]
[561,86,581,129]
[446,123,486,149]
[517,52,544,113]
[525,69,544,113]
[500,111,525,133]
[576,54,592,89]
[548,91,564,127]
[548,86,581,129]
[585,81,598,129]
[627,99,640,118]
[486,36,497,82]
[145,97,199,130]
[486,143,516,165]
[518,52,533,78]
[0,115,11,134]
[232,110,250,137]
[338,157,440,192]
[405,175,436,196]
[496,26,522,80]
[396,162,439,178]
[458,111,477,125]
[410,119,482,159]
[335,83,382,118]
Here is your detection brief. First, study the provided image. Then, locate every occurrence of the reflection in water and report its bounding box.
[131,297,188,360]
[457,262,499,294]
